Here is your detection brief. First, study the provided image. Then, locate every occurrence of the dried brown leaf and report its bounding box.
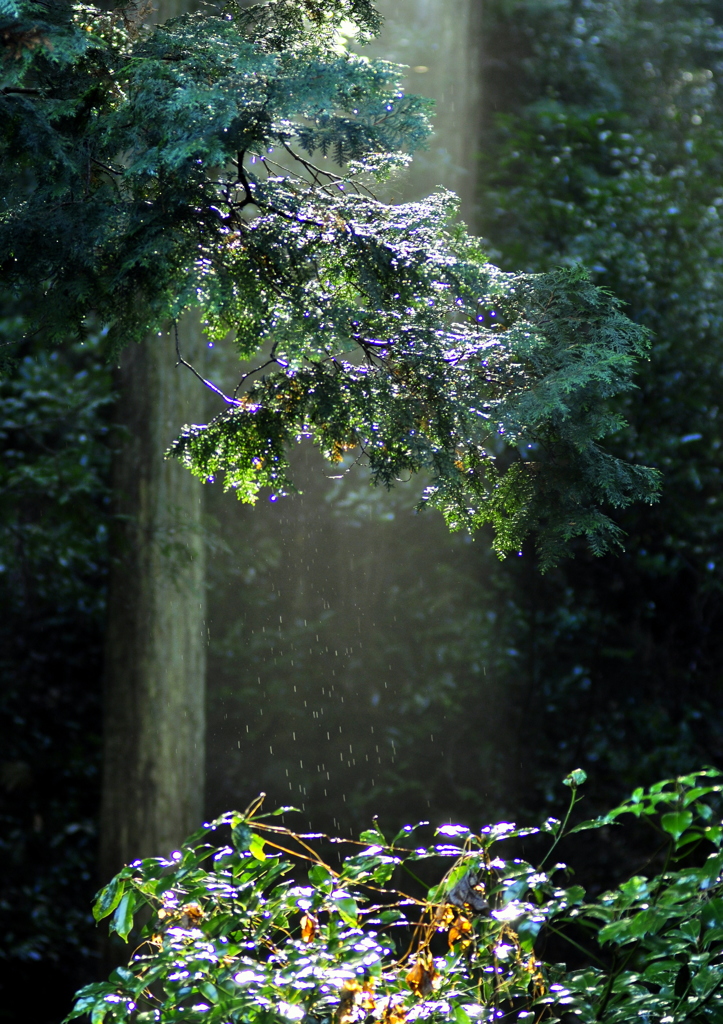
[300,912,318,943]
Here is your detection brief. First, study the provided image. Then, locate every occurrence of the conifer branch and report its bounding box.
[174,324,241,408]
[1,0,660,565]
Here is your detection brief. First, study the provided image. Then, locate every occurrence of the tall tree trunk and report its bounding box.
[370,0,483,226]
[100,320,206,879]
[99,0,205,881]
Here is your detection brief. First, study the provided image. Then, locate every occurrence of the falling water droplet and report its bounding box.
[269,494,278,502]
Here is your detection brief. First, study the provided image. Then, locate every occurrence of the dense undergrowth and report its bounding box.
[70,770,723,1024]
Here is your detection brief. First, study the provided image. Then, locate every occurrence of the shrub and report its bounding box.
[69,769,723,1024]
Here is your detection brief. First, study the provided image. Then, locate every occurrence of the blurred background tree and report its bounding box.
[476,0,723,806]
[3,0,723,1021]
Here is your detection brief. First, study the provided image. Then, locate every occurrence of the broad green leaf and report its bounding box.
[704,827,723,846]
[110,891,135,941]
[249,834,267,861]
[701,898,723,931]
[683,786,720,807]
[628,907,665,938]
[201,983,219,1003]
[109,967,136,987]
[232,823,253,852]
[454,1005,471,1024]
[567,816,611,835]
[93,875,126,922]
[678,919,701,943]
[650,779,676,795]
[599,918,634,946]
[360,828,386,844]
[517,915,544,949]
[702,926,723,949]
[678,770,722,787]
[504,880,528,904]
[619,876,650,901]
[308,863,334,886]
[379,909,405,924]
[373,861,396,884]
[675,829,705,851]
[64,983,118,1022]
[540,817,562,834]
[332,895,358,925]
[661,811,694,841]
[90,1004,109,1024]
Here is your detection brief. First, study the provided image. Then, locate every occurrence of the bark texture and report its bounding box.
[100,322,207,878]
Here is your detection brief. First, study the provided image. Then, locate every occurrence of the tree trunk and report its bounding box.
[100,317,207,879]
[370,0,483,226]
[99,0,205,882]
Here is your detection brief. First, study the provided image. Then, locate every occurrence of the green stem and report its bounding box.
[540,788,579,869]
[543,923,606,968]
[594,945,636,1023]
[401,862,428,890]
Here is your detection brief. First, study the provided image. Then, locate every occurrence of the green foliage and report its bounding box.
[0,339,113,602]
[175,259,658,567]
[0,336,111,1011]
[1,0,659,565]
[69,770,723,1024]
[479,0,723,570]
[199,0,723,860]
[470,0,723,801]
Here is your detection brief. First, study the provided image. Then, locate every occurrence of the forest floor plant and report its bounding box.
[69,768,723,1024]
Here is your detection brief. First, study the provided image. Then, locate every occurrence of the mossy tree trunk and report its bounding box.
[100,319,207,879]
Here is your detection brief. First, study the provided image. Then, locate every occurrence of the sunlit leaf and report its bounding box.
[563,769,587,788]
[93,876,126,922]
[232,823,253,852]
[332,894,358,925]
[249,834,267,861]
[300,913,318,943]
[110,892,135,942]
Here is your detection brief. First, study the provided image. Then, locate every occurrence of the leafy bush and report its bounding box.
[69,769,723,1024]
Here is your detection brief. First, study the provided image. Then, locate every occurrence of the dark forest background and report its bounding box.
[2,0,723,1020]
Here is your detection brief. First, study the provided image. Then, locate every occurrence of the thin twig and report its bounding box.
[233,358,279,398]
[174,323,242,407]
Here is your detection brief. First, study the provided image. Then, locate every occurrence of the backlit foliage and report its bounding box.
[69,770,723,1024]
[1,0,659,565]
